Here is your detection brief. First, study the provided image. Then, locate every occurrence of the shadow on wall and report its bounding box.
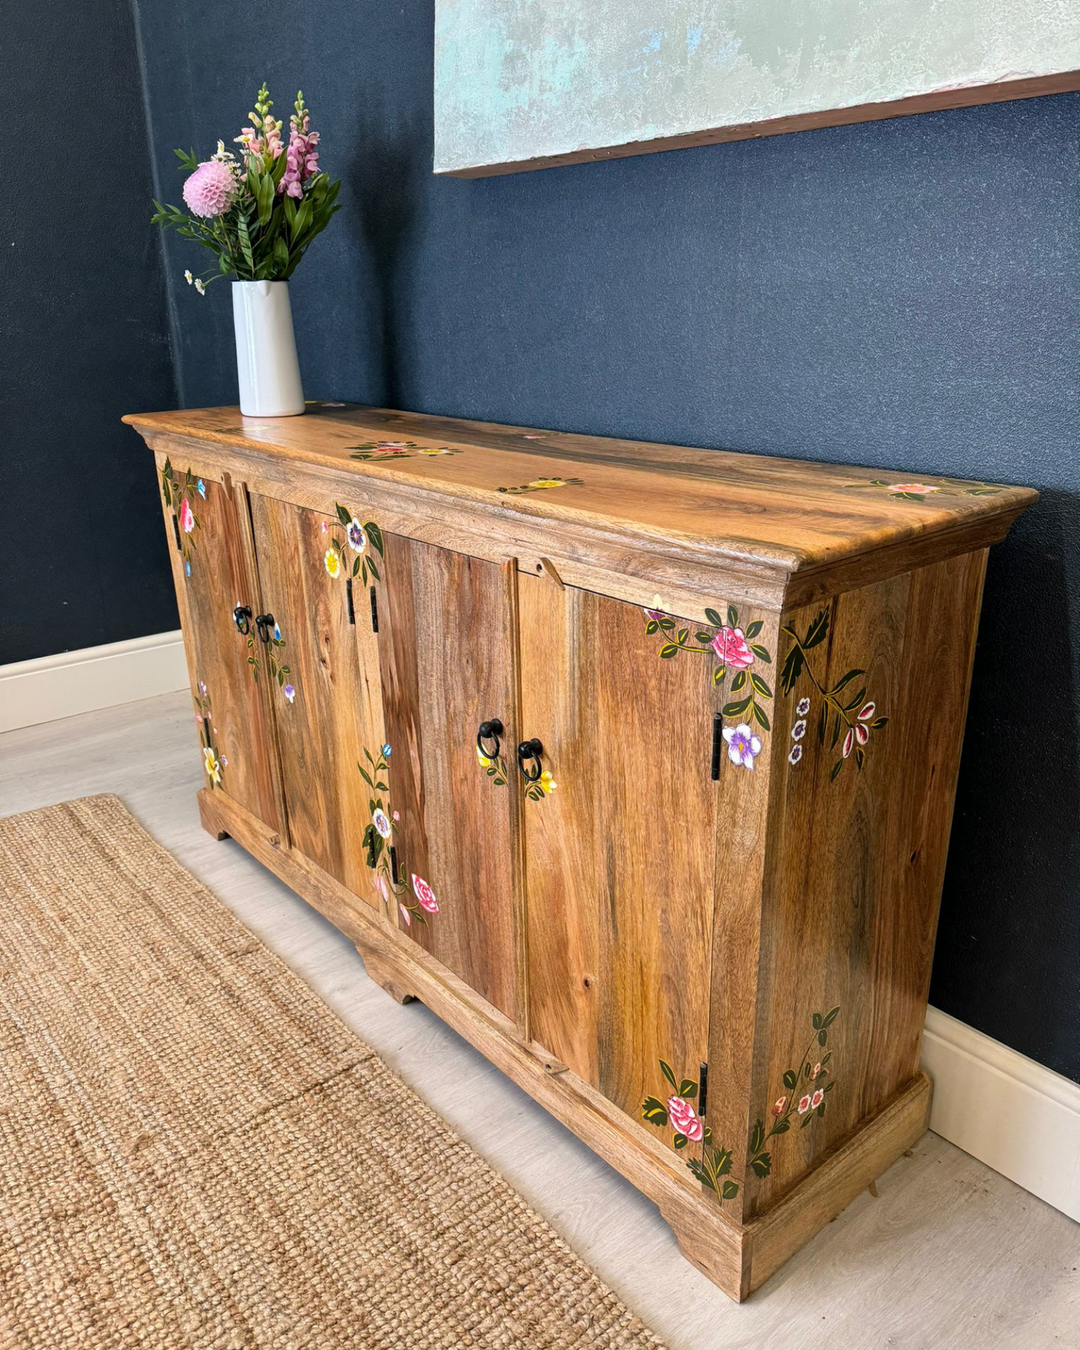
[932,490,1080,1075]
[346,108,426,410]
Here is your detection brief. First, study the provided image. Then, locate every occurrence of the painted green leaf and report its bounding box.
[812,1013,823,1030]
[779,643,804,695]
[695,631,713,643]
[712,1147,733,1177]
[856,748,865,771]
[830,760,843,781]
[749,1119,765,1154]
[750,1153,772,1178]
[676,628,690,644]
[641,1096,669,1126]
[352,557,361,577]
[645,620,659,634]
[871,717,889,729]
[365,521,385,556]
[722,695,752,717]
[712,666,726,686]
[731,671,746,692]
[801,1112,816,1128]
[659,1059,679,1090]
[749,643,772,663]
[335,502,351,526]
[782,1069,797,1090]
[727,604,739,628]
[817,705,827,744]
[686,1159,708,1186]
[818,1029,828,1047]
[803,607,830,649]
[659,644,679,659]
[844,687,866,712]
[752,702,770,731]
[367,556,381,582]
[678,1079,697,1098]
[659,617,676,631]
[673,1133,688,1149]
[745,619,763,638]
[704,607,723,627]
[722,1179,740,1199]
[832,668,865,692]
[821,1006,840,1027]
[830,716,842,749]
[772,1119,790,1135]
[751,673,772,698]
[817,1102,827,1118]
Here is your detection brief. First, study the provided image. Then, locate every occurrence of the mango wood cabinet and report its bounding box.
[125,402,1036,1300]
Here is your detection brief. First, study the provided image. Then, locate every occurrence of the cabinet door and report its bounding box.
[376,534,519,1020]
[158,458,283,833]
[518,576,724,1132]
[247,495,386,906]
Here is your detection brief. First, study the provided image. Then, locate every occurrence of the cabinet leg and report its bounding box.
[197,790,230,841]
[656,1195,748,1302]
[356,944,418,1005]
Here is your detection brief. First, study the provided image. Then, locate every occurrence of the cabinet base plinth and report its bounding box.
[195,786,932,1303]
[197,793,230,841]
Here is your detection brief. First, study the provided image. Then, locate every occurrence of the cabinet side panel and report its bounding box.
[156,456,283,833]
[248,495,386,905]
[746,550,987,1217]
[378,534,518,1018]
[519,578,725,1155]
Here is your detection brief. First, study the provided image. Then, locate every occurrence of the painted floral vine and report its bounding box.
[324,503,384,585]
[496,476,584,495]
[747,1007,840,1178]
[646,597,774,772]
[193,681,227,786]
[348,440,462,462]
[160,458,205,576]
[780,607,888,780]
[245,616,292,699]
[641,1061,739,1201]
[358,745,439,926]
[844,477,1002,502]
[476,744,508,787]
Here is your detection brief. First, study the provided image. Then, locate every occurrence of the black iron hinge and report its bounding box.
[698,1062,708,1118]
[345,577,356,625]
[171,513,182,552]
[710,713,722,781]
[369,585,379,634]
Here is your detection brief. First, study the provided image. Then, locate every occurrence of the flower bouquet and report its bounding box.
[151,83,341,416]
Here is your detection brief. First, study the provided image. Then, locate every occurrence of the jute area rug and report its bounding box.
[0,796,665,1349]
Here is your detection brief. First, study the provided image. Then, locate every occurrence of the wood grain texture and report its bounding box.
[518,578,723,1150]
[155,458,283,835]
[247,495,385,908]
[377,533,519,1019]
[125,404,1038,600]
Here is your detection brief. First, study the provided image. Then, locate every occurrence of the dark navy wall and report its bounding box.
[131,3,1079,1081]
[1,0,178,664]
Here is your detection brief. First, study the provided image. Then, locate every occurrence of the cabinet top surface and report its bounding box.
[123,402,1037,574]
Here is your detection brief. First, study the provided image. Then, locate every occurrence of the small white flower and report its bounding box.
[789,744,803,766]
[194,278,206,295]
[791,719,807,741]
[184,270,193,285]
[796,696,811,717]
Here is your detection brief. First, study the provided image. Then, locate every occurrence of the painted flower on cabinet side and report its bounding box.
[325,504,384,587]
[525,769,557,802]
[358,745,440,927]
[780,606,888,781]
[646,600,774,773]
[348,440,463,461]
[160,459,202,573]
[245,617,291,697]
[193,684,223,788]
[476,742,508,788]
[641,1061,739,1202]
[844,476,1002,502]
[496,476,584,495]
[746,1007,840,1180]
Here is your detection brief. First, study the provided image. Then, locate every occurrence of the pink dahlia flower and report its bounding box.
[182,160,237,218]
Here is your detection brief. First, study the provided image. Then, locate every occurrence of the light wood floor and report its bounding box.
[2,691,1077,1349]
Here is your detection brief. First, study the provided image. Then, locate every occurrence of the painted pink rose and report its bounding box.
[710,625,754,669]
[179,498,195,533]
[797,1094,813,1114]
[411,873,438,914]
[811,1088,825,1109]
[887,483,940,495]
[666,1095,704,1143]
[772,1095,788,1117]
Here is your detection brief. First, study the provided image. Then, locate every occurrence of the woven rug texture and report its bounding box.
[0,795,665,1349]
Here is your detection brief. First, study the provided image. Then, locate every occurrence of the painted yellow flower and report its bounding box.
[202,746,222,785]
[476,745,494,768]
[324,548,341,578]
[529,478,565,489]
[539,770,557,794]
[419,447,450,456]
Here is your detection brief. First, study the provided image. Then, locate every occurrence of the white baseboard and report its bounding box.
[922,1005,1080,1222]
[0,631,189,734]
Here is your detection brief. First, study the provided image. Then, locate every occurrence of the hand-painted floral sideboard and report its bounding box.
[125,401,1037,1300]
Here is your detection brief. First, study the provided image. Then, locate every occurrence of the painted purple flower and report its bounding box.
[723,722,762,771]
[346,518,367,553]
[796,696,811,717]
[372,808,392,839]
[283,683,296,703]
[642,594,668,623]
[791,719,806,741]
[789,744,803,766]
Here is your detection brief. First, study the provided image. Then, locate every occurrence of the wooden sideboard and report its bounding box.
[124,401,1037,1300]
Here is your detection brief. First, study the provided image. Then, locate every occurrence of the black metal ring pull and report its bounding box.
[254,612,275,644]
[233,604,252,635]
[477,718,504,760]
[517,737,544,782]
